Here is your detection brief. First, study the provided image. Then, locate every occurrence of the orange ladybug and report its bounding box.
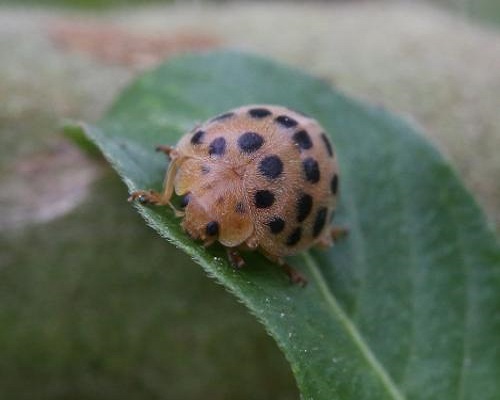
[129,105,344,285]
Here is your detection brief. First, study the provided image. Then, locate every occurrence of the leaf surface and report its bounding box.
[68,51,500,400]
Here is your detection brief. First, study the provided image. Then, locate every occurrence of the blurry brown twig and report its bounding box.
[48,21,220,70]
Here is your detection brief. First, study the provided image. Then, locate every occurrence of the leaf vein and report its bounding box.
[303,252,407,400]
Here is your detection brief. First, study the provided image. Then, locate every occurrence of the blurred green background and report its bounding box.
[1,0,499,399]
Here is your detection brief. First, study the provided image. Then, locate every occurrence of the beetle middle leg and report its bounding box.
[226,248,246,270]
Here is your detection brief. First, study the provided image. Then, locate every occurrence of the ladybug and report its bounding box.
[129,105,345,285]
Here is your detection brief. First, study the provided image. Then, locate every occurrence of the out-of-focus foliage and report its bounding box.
[0,0,174,8]
[1,0,500,27]
[0,173,297,400]
[436,0,500,25]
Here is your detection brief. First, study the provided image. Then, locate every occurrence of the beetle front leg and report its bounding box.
[155,145,177,160]
[128,155,185,210]
[128,190,162,205]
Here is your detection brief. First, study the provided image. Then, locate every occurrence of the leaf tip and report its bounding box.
[62,119,102,158]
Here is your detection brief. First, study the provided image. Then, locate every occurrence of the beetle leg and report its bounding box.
[128,156,186,212]
[261,251,307,287]
[128,189,161,205]
[203,238,217,248]
[244,235,259,251]
[226,248,246,270]
[315,235,333,248]
[315,225,348,249]
[155,145,177,160]
[331,226,349,242]
[280,261,308,287]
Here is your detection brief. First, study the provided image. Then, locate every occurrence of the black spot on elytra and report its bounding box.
[211,112,234,122]
[201,164,210,174]
[303,157,320,183]
[275,115,298,128]
[191,130,205,145]
[268,217,285,234]
[235,202,246,214]
[331,174,338,194]
[180,193,190,208]
[206,221,219,236]
[286,227,302,246]
[313,207,328,238]
[321,133,333,157]
[259,155,283,179]
[293,130,313,151]
[209,137,226,156]
[238,132,264,153]
[248,108,272,118]
[297,193,313,222]
[254,190,275,208]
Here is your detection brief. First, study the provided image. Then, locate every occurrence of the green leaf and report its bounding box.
[66,51,500,400]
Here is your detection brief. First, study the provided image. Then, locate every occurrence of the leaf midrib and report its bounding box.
[452,190,472,400]
[303,252,407,400]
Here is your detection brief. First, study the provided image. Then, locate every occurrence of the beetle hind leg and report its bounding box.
[261,251,307,287]
[331,226,349,242]
[279,260,308,287]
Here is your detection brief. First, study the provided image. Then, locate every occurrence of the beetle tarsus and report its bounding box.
[280,262,308,287]
[155,145,176,160]
[331,226,349,242]
[128,190,161,205]
[226,248,246,270]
